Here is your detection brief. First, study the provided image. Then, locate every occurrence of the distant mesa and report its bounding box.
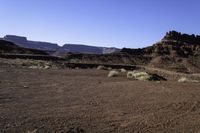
[62,44,120,54]
[4,35,27,43]
[2,35,120,55]
[3,35,60,52]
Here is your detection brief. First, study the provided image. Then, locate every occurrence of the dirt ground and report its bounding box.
[1,65,200,133]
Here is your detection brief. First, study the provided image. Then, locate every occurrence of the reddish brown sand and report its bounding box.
[1,66,200,133]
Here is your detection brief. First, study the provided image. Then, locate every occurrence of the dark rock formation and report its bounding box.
[163,30,200,45]
[122,30,200,58]
[121,48,146,56]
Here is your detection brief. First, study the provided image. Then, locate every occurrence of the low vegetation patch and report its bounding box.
[178,77,199,83]
[0,58,54,69]
[97,65,107,70]
[127,71,166,81]
[120,68,127,73]
[127,71,137,79]
[97,65,112,70]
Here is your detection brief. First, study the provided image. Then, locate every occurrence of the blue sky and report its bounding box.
[0,0,200,48]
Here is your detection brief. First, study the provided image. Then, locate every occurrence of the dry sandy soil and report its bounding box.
[1,64,200,133]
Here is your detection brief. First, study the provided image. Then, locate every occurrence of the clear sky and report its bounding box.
[0,0,200,48]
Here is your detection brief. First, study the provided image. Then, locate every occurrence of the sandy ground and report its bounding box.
[1,66,200,133]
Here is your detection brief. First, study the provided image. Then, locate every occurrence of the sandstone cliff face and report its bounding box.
[151,41,200,57]
[154,31,200,57]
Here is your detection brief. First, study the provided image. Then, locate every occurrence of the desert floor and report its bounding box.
[1,66,200,133]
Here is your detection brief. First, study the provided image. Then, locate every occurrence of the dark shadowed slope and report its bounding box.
[0,40,48,55]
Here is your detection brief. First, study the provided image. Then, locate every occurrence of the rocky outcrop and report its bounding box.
[163,31,200,45]
[154,31,200,57]
[122,31,200,57]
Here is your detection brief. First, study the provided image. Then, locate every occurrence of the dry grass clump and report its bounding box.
[28,63,51,69]
[28,66,39,69]
[97,65,106,70]
[108,70,119,78]
[127,71,166,81]
[27,129,37,133]
[107,67,112,70]
[97,65,111,70]
[127,71,136,79]
[134,71,152,81]
[178,77,199,83]
[120,68,127,73]
[44,65,50,69]
[10,59,52,69]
